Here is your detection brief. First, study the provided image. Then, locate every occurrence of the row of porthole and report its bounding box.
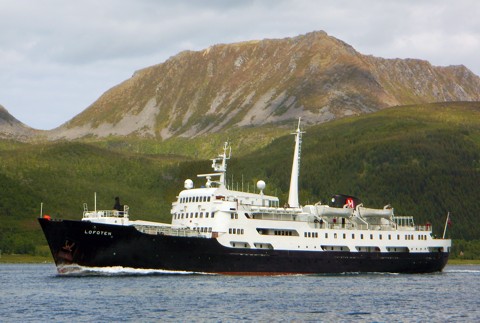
[274,230,294,236]
[173,212,215,220]
[193,227,212,233]
[304,232,319,238]
[311,232,425,241]
[295,246,407,252]
[229,228,244,235]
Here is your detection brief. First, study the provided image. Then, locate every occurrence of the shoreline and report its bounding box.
[1,254,479,265]
[446,259,480,265]
[0,254,53,264]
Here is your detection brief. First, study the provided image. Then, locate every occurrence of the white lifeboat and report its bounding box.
[357,205,393,218]
[316,204,354,217]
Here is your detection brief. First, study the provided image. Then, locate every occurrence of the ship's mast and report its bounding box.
[198,142,231,188]
[288,118,305,208]
[213,142,230,187]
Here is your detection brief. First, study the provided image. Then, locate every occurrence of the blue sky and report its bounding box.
[1,0,479,130]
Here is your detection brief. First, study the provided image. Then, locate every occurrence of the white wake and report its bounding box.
[56,264,211,276]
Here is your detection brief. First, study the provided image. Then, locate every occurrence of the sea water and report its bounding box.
[0,264,478,322]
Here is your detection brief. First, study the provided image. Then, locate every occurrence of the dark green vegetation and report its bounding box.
[0,143,188,256]
[1,102,479,258]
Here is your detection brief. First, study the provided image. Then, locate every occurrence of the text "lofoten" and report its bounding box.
[84,230,112,236]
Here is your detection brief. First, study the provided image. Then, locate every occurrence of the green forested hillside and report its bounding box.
[0,142,189,255]
[1,102,479,258]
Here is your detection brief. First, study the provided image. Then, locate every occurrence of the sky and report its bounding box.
[1,0,479,130]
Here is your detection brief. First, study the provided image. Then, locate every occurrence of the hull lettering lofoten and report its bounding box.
[84,230,112,236]
[38,119,452,275]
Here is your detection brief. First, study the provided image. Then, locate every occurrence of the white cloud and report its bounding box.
[0,0,479,129]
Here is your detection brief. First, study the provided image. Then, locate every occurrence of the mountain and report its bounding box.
[46,31,480,141]
[0,105,37,141]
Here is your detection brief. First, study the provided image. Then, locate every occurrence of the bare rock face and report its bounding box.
[0,105,37,141]
[28,31,480,140]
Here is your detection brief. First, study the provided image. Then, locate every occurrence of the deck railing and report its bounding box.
[133,225,204,237]
[82,204,129,219]
[251,213,296,221]
[251,211,433,233]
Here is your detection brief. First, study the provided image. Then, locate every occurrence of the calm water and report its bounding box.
[0,264,479,322]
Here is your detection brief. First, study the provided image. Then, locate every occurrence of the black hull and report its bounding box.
[38,218,449,274]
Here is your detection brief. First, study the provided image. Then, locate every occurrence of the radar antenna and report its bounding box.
[198,142,231,188]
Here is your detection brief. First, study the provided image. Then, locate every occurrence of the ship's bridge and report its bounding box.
[174,186,279,208]
[176,187,217,204]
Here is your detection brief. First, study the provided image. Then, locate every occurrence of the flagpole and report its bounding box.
[442,212,450,239]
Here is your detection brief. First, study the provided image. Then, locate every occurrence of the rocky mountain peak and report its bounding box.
[9,30,480,141]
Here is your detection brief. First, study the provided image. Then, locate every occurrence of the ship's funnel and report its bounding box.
[288,118,305,208]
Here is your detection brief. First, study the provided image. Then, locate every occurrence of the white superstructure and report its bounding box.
[167,121,451,255]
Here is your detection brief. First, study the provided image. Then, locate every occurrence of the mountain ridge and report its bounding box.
[2,31,480,141]
[47,31,480,140]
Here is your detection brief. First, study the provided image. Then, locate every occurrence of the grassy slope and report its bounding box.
[1,102,479,257]
[85,123,290,159]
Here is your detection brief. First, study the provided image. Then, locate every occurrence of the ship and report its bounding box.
[38,120,451,274]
